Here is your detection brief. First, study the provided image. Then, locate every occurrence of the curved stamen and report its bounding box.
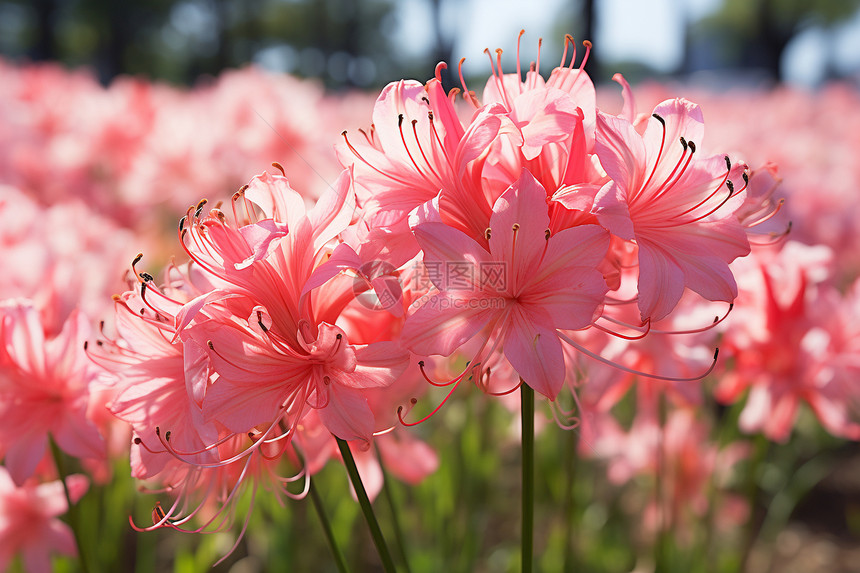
[637,114,667,198]
[550,400,580,430]
[411,119,444,183]
[745,197,786,228]
[648,139,695,204]
[398,378,463,427]
[516,29,525,90]
[748,221,792,246]
[580,40,593,71]
[418,359,477,387]
[457,58,479,107]
[478,369,523,396]
[532,37,543,89]
[428,112,457,171]
[600,303,733,335]
[671,159,732,221]
[591,317,652,340]
[558,330,720,382]
[341,131,416,187]
[397,114,431,180]
[560,34,575,69]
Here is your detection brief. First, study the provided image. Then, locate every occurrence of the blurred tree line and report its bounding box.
[0,0,858,87]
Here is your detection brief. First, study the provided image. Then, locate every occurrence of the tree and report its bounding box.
[699,0,860,82]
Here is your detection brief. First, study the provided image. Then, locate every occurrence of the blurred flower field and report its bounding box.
[2,35,860,573]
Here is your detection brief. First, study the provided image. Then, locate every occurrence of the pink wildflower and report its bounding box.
[401,170,609,399]
[716,242,860,441]
[0,300,104,485]
[592,99,751,321]
[0,468,89,573]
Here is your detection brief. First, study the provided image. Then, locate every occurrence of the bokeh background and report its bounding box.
[3,0,860,88]
[3,1,860,572]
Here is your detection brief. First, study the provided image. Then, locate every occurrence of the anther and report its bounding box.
[545,229,551,240]
[680,137,688,151]
[133,437,142,445]
[421,96,430,104]
[398,114,404,127]
[207,340,214,350]
[652,113,665,126]
[165,431,171,442]
[742,172,749,185]
[323,376,331,385]
[725,155,731,171]
[726,180,734,194]
[688,141,696,153]
[153,502,167,522]
[257,310,268,332]
[139,272,154,282]
[83,341,88,350]
[272,162,286,176]
[132,253,143,267]
[485,228,492,240]
[512,223,520,231]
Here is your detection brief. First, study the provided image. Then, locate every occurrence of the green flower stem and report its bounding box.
[377,449,413,573]
[49,438,93,573]
[562,427,578,572]
[739,434,771,572]
[308,479,350,573]
[335,436,397,573]
[521,382,535,573]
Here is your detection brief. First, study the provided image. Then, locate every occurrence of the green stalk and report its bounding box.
[49,438,93,573]
[739,434,771,572]
[308,479,350,573]
[562,427,579,572]
[377,448,413,573]
[521,382,535,573]
[335,436,397,573]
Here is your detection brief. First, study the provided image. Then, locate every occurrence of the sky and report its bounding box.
[392,0,860,86]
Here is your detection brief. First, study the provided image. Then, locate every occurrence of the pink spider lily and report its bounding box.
[401,169,610,400]
[338,34,604,262]
[0,468,89,573]
[716,242,860,442]
[86,273,219,481]
[592,98,752,322]
[0,300,104,485]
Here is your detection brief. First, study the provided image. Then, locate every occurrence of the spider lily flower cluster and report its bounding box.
[2,31,860,570]
[81,33,773,535]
